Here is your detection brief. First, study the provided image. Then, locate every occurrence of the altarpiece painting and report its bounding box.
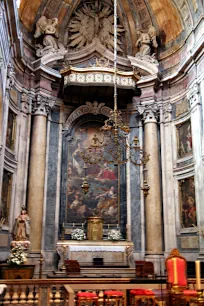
[66,121,119,225]
[179,176,196,228]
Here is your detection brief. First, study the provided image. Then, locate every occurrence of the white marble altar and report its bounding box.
[56,240,134,269]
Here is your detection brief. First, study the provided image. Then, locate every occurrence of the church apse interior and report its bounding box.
[0,0,204,298]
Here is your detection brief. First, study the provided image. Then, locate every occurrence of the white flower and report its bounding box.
[7,245,27,265]
[108,229,122,241]
[71,228,85,240]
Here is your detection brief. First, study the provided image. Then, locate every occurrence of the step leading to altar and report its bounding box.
[56,240,134,269]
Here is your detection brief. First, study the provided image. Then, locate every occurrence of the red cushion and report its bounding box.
[104,290,124,296]
[183,290,197,296]
[130,289,145,295]
[77,292,97,298]
[130,289,155,296]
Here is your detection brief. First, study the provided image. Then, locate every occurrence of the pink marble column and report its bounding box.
[27,95,55,251]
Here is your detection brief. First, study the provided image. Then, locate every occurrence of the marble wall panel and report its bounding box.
[44,108,60,251]
[129,114,141,250]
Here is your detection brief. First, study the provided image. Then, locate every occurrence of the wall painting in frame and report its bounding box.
[177,119,193,159]
[179,176,196,228]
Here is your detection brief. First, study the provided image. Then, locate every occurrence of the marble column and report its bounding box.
[142,105,163,255]
[187,83,204,257]
[27,95,55,252]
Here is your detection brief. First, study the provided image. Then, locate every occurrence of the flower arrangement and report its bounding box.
[108,229,122,241]
[71,228,86,240]
[7,244,27,265]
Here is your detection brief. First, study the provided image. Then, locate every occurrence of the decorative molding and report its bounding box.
[4,147,18,172]
[32,94,56,116]
[63,102,112,132]
[21,92,32,114]
[63,67,137,89]
[162,102,172,122]
[6,62,15,90]
[127,55,159,76]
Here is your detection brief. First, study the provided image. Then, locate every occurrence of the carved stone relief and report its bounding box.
[64,101,111,132]
[134,26,158,64]
[68,2,124,53]
[34,16,65,57]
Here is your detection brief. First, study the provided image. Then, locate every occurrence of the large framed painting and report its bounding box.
[179,176,196,228]
[177,119,193,159]
[66,121,119,225]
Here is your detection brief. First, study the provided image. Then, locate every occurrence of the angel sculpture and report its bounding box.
[135,25,158,59]
[68,3,124,52]
[34,16,64,57]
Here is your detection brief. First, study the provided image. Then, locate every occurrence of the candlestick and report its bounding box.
[196,260,201,290]
[173,258,178,285]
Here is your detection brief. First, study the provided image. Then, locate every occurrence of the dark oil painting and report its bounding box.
[66,122,119,224]
[177,119,193,159]
[179,176,196,228]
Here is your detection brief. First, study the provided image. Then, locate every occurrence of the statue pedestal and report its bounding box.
[56,240,134,269]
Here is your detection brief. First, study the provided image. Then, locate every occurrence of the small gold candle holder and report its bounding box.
[197,290,204,304]
[171,285,182,295]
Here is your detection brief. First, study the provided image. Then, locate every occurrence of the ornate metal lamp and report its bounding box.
[79,0,149,167]
[81,164,90,194]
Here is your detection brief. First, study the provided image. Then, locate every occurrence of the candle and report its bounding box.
[173,258,178,285]
[196,260,201,290]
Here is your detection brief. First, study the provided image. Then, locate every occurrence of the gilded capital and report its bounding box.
[32,94,55,116]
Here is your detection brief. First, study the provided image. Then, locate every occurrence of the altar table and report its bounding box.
[56,240,134,269]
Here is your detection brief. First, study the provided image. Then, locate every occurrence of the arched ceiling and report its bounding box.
[19,0,199,54]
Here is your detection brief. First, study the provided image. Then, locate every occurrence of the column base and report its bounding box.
[144,254,165,276]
